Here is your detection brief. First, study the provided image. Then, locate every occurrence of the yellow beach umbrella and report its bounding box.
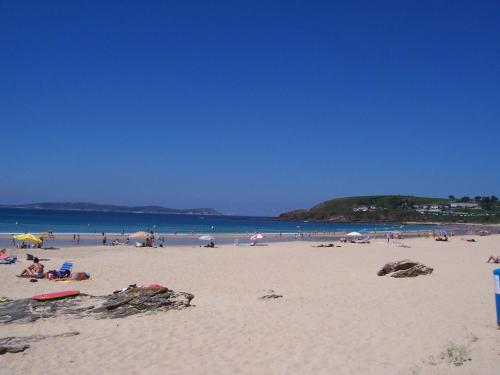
[13,234,43,245]
[130,231,149,239]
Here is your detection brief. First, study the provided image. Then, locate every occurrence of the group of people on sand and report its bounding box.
[112,238,129,246]
[313,243,337,248]
[72,234,81,244]
[15,239,43,249]
[435,234,448,241]
[18,257,90,280]
[99,231,163,248]
[101,233,131,247]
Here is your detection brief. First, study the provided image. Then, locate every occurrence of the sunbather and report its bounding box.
[486,256,500,263]
[19,257,44,278]
[435,235,448,242]
[0,250,16,264]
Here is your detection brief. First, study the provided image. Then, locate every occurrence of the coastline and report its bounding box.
[2,224,498,249]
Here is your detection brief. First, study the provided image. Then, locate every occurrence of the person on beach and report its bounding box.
[102,233,107,246]
[77,234,80,245]
[487,256,500,263]
[16,241,27,249]
[147,231,155,247]
[19,257,44,278]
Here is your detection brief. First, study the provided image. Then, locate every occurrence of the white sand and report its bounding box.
[1,236,499,374]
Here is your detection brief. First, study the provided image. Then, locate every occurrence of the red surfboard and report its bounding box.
[141,284,164,289]
[32,290,80,301]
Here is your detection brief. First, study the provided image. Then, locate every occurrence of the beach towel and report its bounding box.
[0,258,16,264]
[17,272,44,278]
[0,251,16,264]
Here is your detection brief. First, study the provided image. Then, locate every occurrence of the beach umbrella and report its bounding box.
[13,234,42,245]
[199,235,214,241]
[130,231,149,239]
[346,232,362,237]
[250,233,264,241]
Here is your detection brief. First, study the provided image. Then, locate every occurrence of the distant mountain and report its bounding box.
[0,202,222,216]
[279,195,500,223]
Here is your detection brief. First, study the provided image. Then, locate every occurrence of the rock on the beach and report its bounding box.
[0,287,194,324]
[259,289,283,299]
[0,332,79,355]
[377,260,433,278]
[260,294,283,300]
[91,286,194,319]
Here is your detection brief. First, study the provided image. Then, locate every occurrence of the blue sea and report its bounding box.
[0,208,438,236]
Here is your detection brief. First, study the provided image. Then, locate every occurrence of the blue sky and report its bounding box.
[1,1,499,216]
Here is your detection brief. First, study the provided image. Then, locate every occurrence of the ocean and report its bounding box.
[0,207,437,236]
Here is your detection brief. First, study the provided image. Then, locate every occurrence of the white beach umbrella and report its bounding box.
[346,232,362,237]
[250,233,264,241]
[199,235,214,241]
[130,231,149,239]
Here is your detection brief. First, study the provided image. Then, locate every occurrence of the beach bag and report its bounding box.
[60,269,71,278]
[47,270,60,280]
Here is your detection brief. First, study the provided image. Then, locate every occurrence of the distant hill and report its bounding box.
[279,195,500,223]
[0,202,222,216]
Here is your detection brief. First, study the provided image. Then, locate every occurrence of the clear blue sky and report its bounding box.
[1,1,499,216]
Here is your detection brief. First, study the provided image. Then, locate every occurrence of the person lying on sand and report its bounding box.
[486,256,500,263]
[313,244,334,248]
[19,257,44,278]
[435,235,448,242]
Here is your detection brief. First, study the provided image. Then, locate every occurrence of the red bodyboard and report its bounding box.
[32,290,80,301]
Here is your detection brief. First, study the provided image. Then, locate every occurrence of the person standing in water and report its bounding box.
[102,232,107,246]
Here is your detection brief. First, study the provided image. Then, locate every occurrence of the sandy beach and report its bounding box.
[1,235,499,374]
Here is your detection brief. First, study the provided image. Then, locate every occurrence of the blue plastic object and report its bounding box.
[59,261,73,272]
[494,269,500,328]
